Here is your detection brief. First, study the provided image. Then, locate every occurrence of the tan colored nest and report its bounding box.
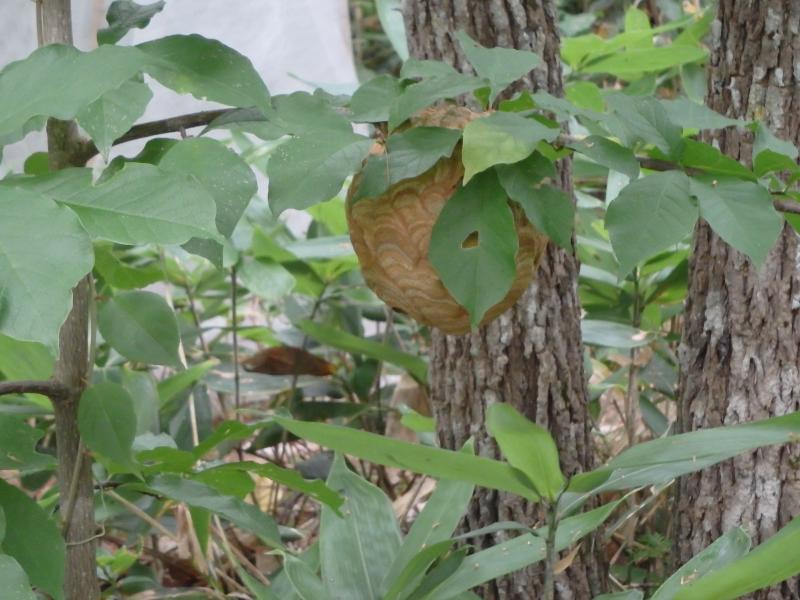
[346,105,549,335]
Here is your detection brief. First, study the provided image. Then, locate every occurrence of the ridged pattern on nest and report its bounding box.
[346,106,549,335]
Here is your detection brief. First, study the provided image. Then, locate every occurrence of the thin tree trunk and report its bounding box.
[39,1,100,598]
[675,2,800,599]
[403,2,603,598]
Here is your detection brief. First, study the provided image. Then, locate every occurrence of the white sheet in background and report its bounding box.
[0,0,359,173]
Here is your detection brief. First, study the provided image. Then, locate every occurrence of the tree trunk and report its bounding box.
[675,3,800,599]
[39,1,100,598]
[403,2,603,598]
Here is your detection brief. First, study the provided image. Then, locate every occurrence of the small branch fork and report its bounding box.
[67,110,800,216]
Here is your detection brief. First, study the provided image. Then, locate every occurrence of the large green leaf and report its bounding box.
[675,517,800,600]
[93,245,163,290]
[606,94,682,156]
[148,474,283,548]
[461,112,557,182]
[239,259,296,303]
[581,320,653,349]
[568,411,800,504]
[352,127,462,201]
[137,34,270,114]
[388,73,486,130]
[429,500,620,598]
[0,480,65,600]
[267,133,373,215]
[274,417,537,500]
[157,360,217,408]
[283,553,327,600]
[0,187,93,352]
[0,44,144,145]
[271,92,354,137]
[65,164,218,245]
[569,136,640,179]
[428,170,519,328]
[0,555,36,600]
[606,171,697,275]
[660,97,743,130]
[98,0,166,45]
[376,0,409,61]
[298,320,427,383]
[98,291,181,367]
[0,415,56,471]
[679,139,756,180]
[499,175,574,251]
[486,404,564,501]
[320,455,402,600]
[455,31,540,104]
[690,177,783,266]
[581,46,707,77]
[651,528,750,600]
[350,75,404,123]
[78,382,138,472]
[160,137,256,266]
[752,122,799,176]
[383,443,475,597]
[76,79,152,158]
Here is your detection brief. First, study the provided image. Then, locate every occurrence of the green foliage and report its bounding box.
[78,382,139,473]
[97,0,166,45]
[428,171,518,327]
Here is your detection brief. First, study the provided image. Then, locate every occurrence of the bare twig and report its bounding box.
[106,489,179,542]
[0,379,69,399]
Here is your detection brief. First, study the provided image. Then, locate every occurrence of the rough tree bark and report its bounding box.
[675,2,800,599]
[38,1,100,598]
[403,2,603,598]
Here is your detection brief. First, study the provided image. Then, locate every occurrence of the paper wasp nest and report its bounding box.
[346,105,548,335]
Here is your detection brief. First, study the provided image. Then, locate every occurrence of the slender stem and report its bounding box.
[61,440,85,538]
[624,268,642,446]
[105,490,179,542]
[543,501,559,600]
[231,265,241,414]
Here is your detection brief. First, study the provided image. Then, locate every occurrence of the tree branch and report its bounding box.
[0,379,69,399]
[75,108,233,163]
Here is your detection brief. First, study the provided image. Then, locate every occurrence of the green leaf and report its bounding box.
[498,174,574,250]
[753,122,799,176]
[283,553,327,600]
[679,139,756,180]
[581,320,653,349]
[569,136,640,179]
[651,528,750,600]
[267,133,373,215]
[161,137,256,265]
[675,517,800,600]
[384,541,457,600]
[18,164,220,245]
[239,259,296,303]
[383,443,475,596]
[461,112,557,182]
[0,479,65,600]
[376,0,409,60]
[594,593,644,600]
[0,334,53,404]
[565,81,605,113]
[400,59,458,79]
[93,245,163,290]
[76,79,152,158]
[352,127,462,201]
[690,177,783,266]
[429,500,620,599]
[157,360,217,408]
[0,187,93,352]
[388,73,486,130]
[660,97,743,130]
[428,170,519,328]
[350,75,404,123]
[298,320,427,383]
[274,416,538,500]
[486,404,564,500]
[98,0,165,45]
[582,46,707,77]
[606,94,682,156]
[79,382,139,472]
[271,92,354,136]
[0,555,36,600]
[138,34,270,114]
[455,31,540,104]
[98,291,181,366]
[606,171,697,274]
[0,44,145,145]
[0,415,56,471]
[320,455,402,600]
[148,474,283,548]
